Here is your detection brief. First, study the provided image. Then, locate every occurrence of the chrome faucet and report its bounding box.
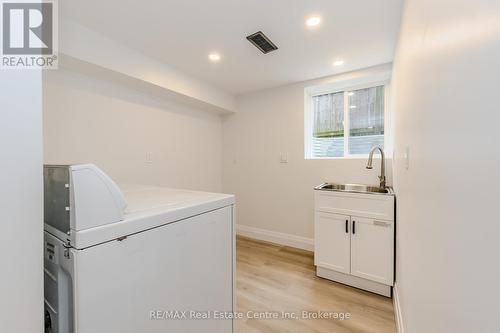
[366,146,386,189]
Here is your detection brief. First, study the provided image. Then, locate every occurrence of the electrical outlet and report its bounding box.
[280,153,288,163]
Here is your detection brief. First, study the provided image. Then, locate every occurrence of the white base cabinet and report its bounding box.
[314,190,395,297]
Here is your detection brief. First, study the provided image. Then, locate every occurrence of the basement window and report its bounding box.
[305,80,390,159]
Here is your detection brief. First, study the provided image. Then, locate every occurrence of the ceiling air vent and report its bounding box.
[246,31,278,54]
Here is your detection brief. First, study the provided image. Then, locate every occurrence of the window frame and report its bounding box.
[304,75,392,160]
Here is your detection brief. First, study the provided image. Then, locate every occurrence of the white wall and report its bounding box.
[222,64,393,245]
[44,68,223,192]
[0,71,44,330]
[392,0,500,332]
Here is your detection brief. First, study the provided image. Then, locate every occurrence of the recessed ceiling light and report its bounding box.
[208,53,221,62]
[333,60,344,66]
[305,16,321,27]
[348,92,355,96]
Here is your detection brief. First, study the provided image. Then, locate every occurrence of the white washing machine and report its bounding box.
[44,164,235,333]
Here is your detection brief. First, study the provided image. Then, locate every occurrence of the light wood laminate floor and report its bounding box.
[236,236,397,333]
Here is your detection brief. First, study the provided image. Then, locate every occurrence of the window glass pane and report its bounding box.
[312,92,344,157]
[348,86,384,154]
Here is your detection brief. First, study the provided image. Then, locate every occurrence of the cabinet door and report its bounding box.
[350,216,394,285]
[314,212,350,274]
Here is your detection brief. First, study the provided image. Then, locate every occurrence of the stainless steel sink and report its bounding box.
[314,183,394,195]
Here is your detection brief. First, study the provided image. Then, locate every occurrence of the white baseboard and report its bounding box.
[393,282,405,333]
[236,224,314,251]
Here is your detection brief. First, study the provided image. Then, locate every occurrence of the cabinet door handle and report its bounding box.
[345,220,348,233]
[374,220,390,227]
[352,221,356,234]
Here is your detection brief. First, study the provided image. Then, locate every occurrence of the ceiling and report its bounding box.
[62,0,403,95]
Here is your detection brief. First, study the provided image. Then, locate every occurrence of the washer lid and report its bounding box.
[69,185,235,250]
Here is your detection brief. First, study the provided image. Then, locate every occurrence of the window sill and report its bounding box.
[305,156,367,160]
[305,154,389,160]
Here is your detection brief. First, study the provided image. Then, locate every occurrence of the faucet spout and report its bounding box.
[366,146,386,189]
